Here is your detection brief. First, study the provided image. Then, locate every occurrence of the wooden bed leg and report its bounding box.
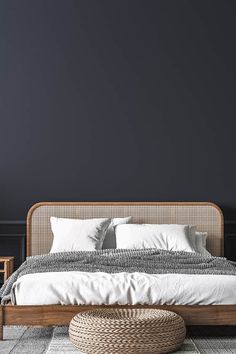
[0,306,3,340]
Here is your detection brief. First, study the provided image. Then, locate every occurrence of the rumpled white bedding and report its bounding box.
[12,271,236,306]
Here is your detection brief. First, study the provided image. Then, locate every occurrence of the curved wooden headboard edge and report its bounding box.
[26,201,224,257]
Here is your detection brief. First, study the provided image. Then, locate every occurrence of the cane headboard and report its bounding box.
[27,202,224,257]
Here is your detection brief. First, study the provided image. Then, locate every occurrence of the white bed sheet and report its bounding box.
[12,271,236,306]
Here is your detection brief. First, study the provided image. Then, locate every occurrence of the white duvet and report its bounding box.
[12,271,236,305]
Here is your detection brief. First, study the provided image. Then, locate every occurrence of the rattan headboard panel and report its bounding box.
[27,202,224,257]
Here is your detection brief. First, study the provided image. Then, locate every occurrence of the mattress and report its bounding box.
[12,271,236,305]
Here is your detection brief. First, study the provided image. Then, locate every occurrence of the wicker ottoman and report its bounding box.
[69,308,186,354]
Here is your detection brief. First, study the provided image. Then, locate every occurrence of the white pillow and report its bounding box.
[102,217,132,249]
[50,217,111,253]
[115,224,195,252]
[186,227,211,255]
[195,231,211,256]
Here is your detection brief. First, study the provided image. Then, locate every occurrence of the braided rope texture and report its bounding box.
[69,308,186,354]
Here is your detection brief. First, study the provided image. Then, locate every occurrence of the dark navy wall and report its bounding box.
[0,0,236,220]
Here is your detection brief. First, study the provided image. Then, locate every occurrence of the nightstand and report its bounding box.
[0,257,14,283]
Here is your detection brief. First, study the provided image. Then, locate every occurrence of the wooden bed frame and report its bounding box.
[1,201,236,340]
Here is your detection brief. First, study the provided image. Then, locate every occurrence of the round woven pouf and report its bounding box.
[69,308,186,354]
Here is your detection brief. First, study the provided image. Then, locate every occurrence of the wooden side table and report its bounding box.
[0,257,14,283]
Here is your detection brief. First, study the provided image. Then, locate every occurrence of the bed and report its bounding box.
[1,201,236,340]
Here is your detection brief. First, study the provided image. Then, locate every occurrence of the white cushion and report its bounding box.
[50,217,111,253]
[115,224,195,252]
[195,231,211,256]
[188,226,197,248]
[102,217,132,249]
[186,227,211,256]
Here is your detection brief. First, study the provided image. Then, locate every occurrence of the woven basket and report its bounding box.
[69,308,186,354]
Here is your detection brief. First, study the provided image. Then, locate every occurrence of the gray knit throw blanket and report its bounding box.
[1,249,236,304]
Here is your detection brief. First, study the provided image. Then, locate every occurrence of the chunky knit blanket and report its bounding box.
[1,249,236,304]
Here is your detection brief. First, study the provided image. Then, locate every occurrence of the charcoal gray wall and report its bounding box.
[0,0,236,220]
